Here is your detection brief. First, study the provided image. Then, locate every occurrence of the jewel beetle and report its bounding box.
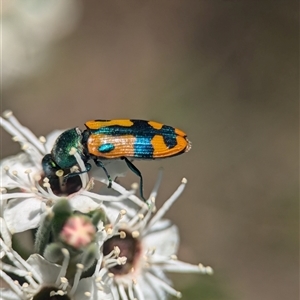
[42,119,191,201]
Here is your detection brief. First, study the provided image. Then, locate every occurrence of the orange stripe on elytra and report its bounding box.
[87,134,136,158]
[103,135,135,158]
[151,135,189,157]
[174,127,187,137]
[176,136,190,153]
[85,119,134,130]
[148,121,163,130]
[151,135,169,157]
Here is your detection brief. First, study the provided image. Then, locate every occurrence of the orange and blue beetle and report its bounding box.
[42,119,191,201]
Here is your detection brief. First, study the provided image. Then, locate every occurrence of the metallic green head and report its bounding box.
[51,128,84,169]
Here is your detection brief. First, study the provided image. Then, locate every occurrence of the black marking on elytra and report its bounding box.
[88,120,178,151]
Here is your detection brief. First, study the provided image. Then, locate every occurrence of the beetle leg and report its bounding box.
[94,159,112,188]
[122,157,145,202]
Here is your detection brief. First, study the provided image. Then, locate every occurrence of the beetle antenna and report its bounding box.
[63,163,91,182]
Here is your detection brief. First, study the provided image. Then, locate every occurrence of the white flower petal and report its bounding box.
[143,221,179,256]
[74,277,93,300]
[69,195,102,213]
[26,254,61,284]
[74,277,114,300]
[0,288,21,300]
[138,269,171,300]
[0,154,40,188]
[0,217,12,247]
[4,197,45,233]
[90,159,128,181]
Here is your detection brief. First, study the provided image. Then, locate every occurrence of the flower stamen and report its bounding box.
[69,263,84,296]
[55,248,70,285]
[145,271,182,298]
[2,111,45,154]
[145,178,187,234]
[0,269,24,298]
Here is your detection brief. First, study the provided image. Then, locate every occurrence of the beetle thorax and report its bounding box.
[51,128,85,169]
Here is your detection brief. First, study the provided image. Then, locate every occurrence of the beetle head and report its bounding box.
[51,128,84,169]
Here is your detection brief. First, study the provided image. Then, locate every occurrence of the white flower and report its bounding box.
[101,173,213,300]
[0,111,139,234]
[1,111,214,300]
[0,237,113,300]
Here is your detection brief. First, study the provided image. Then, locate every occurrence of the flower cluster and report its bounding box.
[0,111,213,300]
